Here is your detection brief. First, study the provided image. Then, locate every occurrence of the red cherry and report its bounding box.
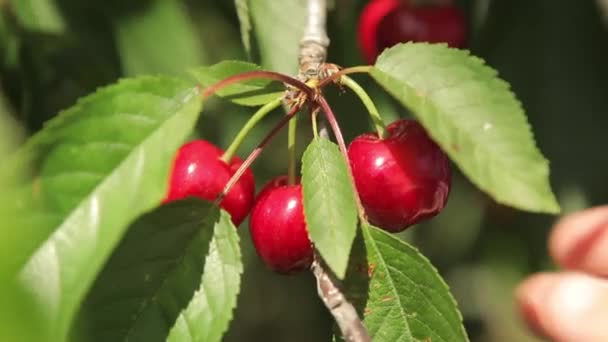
[358,0,466,64]
[348,119,451,232]
[358,0,400,64]
[377,2,466,51]
[164,140,255,226]
[249,176,312,274]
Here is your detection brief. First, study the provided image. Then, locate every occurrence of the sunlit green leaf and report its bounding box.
[341,224,468,342]
[371,43,559,213]
[10,76,202,341]
[302,138,358,279]
[167,209,242,342]
[114,0,205,76]
[191,60,283,106]
[0,96,47,342]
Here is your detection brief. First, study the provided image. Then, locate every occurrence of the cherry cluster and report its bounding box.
[358,0,466,63]
[163,118,450,274]
[157,13,457,274]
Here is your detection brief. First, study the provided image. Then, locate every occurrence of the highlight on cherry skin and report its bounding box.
[249,176,313,275]
[164,139,255,226]
[358,0,467,63]
[348,119,451,232]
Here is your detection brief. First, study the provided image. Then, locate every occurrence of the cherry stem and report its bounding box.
[340,75,386,138]
[315,95,368,223]
[311,106,319,139]
[287,113,298,185]
[215,103,303,204]
[200,70,314,100]
[221,97,283,163]
[317,65,372,88]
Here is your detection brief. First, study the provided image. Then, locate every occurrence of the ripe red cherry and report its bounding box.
[348,119,451,232]
[164,140,255,226]
[358,0,400,64]
[249,176,312,274]
[358,0,466,64]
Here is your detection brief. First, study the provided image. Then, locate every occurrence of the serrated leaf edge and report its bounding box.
[302,139,359,279]
[372,43,560,213]
[363,224,469,342]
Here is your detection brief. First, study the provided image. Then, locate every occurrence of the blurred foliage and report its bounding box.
[1,0,607,341]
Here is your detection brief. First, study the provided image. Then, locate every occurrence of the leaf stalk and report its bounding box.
[221,97,283,163]
[215,103,303,203]
[340,76,386,138]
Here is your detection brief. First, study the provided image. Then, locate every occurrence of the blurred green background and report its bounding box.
[2,0,608,341]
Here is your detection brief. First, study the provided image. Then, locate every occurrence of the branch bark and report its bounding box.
[311,254,371,342]
[300,1,371,341]
[298,0,330,81]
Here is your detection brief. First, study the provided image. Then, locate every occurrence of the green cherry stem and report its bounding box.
[315,95,368,223]
[221,97,283,163]
[215,103,303,204]
[311,106,319,139]
[317,65,372,88]
[340,75,386,138]
[287,113,298,185]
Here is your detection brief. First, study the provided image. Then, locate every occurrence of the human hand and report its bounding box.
[516,206,608,341]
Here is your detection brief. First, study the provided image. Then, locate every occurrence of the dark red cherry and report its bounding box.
[249,176,312,274]
[358,0,466,64]
[358,0,400,64]
[164,140,255,226]
[377,2,466,51]
[347,119,451,232]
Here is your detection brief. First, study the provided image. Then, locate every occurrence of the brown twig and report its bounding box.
[299,2,371,342]
[298,0,330,81]
[311,253,371,342]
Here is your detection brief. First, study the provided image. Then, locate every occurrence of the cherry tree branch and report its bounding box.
[299,2,371,342]
[298,0,330,80]
[311,252,371,342]
[298,0,331,136]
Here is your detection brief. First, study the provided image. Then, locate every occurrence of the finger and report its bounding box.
[549,205,608,276]
[516,272,608,342]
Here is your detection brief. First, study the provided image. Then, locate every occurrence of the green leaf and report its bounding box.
[371,43,560,214]
[0,13,20,69]
[0,96,45,342]
[167,208,242,342]
[74,199,219,342]
[0,283,49,342]
[114,0,205,76]
[234,0,252,58]
[12,0,65,34]
[0,92,23,164]
[342,224,468,342]
[302,138,358,279]
[12,76,202,341]
[191,60,283,106]
[249,0,305,74]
